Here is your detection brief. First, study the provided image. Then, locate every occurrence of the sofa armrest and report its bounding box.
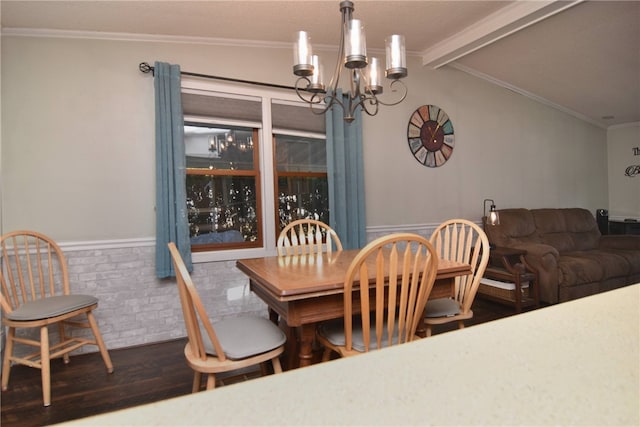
[497,243,560,304]
[599,235,640,250]
[505,243,559,268]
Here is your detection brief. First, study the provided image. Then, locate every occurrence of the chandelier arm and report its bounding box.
[371,79,408,107]
[348,93,379,118]
[294,77,327,105]
[296,88,347,117]
[311,92,347,116]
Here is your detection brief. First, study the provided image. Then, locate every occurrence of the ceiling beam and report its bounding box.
[421,0,583,69]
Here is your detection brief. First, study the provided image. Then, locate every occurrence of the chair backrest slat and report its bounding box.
[343,233,438,352]
[0,231,71,313]
[277,219,343,256]
[430,219,490,313]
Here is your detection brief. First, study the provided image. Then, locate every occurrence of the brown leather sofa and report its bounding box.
[484,208,640,304]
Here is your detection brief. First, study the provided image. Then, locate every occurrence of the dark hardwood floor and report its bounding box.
[1,298,531,427]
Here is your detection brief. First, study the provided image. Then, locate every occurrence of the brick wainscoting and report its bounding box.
[7,243,267,357]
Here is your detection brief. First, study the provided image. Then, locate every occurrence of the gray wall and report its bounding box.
[0,32,627,351]
[2,34,610,240]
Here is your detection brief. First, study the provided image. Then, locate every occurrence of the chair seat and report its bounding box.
[6,295,98,321]
[203,316,286,360]
[424,298,461,318]
[317,317,401,353]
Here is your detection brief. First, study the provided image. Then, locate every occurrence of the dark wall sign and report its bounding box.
[625,147,640,178]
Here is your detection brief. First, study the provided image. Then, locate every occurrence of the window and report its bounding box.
[274,134,328,231]
[180,83,326,258]
[184,124,262,252]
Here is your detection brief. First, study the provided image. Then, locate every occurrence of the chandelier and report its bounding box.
[293,1,408,123]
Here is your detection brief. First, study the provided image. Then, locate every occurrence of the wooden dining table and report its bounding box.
[236,249,472,369]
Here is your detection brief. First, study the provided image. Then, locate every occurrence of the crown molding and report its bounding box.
[608,122,640,130]
[449,62,608,130]
[1,27,421,58]
[421,0,583,69]
[1,27,292,49]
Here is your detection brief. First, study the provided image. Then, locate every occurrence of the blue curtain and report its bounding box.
[326,91,367,250]
[154,61,192,278]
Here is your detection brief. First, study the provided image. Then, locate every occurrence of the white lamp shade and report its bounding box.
[293,31,313,76]
[385,34,407,79]
[345,19,367,69]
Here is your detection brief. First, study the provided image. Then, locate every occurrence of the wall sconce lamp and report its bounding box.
[483,199,500,227]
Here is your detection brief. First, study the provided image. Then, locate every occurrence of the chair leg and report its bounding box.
[425,325,433,337]
[87,311,114,373]
[192,372,202,393]
[40,326,51,407]
[272,356,282,374]
[2,327,15,391]
[205,374,216,390]
[457,320,465,330]
[57,322,70,365]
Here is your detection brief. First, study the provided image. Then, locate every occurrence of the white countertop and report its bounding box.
[61,284,639,426]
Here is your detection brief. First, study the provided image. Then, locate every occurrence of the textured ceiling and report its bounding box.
[2,0,639,128]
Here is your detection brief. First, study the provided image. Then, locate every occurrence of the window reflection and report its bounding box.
[185,124,261,249]
[275,134,329,231]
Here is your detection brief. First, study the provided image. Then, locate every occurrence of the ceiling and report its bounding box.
[2,0,639,128]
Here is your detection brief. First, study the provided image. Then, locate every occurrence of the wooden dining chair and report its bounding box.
[167,242,285,392]
[316,233,438,360]
[424,219,490,336]
[277,219,343,256]
[0,230,114,406]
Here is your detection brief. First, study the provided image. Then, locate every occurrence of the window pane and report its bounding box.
[185,124,254,170]
[277,176,329,228]
[275,135,326,172]
[187,175,258,245]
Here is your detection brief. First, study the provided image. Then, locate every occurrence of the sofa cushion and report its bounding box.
[558,250,631,287]
[485,209,540,247]
[532,208,600,252]
[607,250,640,275]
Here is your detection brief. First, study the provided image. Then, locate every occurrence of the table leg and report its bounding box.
[296,324,316,368]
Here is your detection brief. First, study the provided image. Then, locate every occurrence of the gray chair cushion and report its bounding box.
[317,317,400,353]
[424,298,461,318]
[7,294,98,321]
[203,316,286,360]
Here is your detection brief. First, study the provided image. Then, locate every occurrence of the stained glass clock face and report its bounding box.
[407,105,455,167]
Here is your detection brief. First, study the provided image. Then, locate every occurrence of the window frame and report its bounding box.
[181,79,326,263]
[185,125,263,252]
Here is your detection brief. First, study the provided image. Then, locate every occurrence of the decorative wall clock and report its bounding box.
[407,105,455,167]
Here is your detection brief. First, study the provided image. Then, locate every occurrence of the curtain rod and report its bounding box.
[138,62,297,91]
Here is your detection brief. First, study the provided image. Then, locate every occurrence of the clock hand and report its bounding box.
[426,126,435,139]
[426,122,441,142]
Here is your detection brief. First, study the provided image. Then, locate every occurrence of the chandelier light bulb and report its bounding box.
[345,19,367,69]
[293,31,314,76]
[365,57,383,94]
[385,35,407,79]
[308,55,325,93]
